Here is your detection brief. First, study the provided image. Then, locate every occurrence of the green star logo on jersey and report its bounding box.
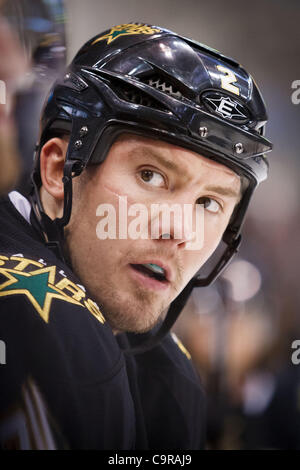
[0,266,82,322]
[91,23,161,46]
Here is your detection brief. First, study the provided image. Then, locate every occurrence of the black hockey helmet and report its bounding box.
[30,23,272,352]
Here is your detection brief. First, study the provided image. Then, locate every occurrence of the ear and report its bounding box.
[40,137,68,201]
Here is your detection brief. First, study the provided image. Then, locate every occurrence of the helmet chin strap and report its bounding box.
[29,159,77,263]
[122,280,195,356]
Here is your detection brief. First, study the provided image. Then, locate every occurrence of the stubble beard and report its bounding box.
[64,233,171,334]
[92,247,183,333]
[94,277,168,333]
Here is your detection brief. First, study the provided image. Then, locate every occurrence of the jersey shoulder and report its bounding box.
[125,327,206,449]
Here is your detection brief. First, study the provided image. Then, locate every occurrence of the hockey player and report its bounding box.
[0,23,272,449]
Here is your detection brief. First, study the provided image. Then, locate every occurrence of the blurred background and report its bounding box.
[1,0,299,449]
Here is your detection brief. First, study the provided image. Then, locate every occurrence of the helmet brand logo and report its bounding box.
[91,23,161,46]
[201,92,249,123]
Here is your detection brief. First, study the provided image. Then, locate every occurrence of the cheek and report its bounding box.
[182,216,230,278]
[101,182,140,206]
[203,215,224,244]
[95,159,142,206]
[75,182,140,258]
[205,222,225,250]
[203,204,235,245]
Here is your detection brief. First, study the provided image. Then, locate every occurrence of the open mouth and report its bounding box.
[130,263,168,283]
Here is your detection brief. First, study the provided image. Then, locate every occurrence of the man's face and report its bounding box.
[65,134,241,333]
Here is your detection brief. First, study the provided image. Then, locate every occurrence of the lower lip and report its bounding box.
[128,264,170,291]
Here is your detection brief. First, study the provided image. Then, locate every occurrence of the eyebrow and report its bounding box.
[203,185,241,199]
[131,146,241,199]
[131,146,183,174]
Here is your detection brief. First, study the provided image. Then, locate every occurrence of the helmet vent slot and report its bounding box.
[110,79,169,112]
[146,75,183,100]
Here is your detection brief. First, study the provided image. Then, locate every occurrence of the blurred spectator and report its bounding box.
[1,0,66,193]
[0,13,28,194]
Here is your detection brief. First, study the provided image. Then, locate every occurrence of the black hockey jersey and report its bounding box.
[119,329,206,449]
[0,194,206,449]
[0,196,135,449]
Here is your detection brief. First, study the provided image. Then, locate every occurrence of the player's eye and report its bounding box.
[197,196,221,213]
[140,169,165,187]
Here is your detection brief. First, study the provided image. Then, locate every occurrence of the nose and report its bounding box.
[149,201,204,250]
